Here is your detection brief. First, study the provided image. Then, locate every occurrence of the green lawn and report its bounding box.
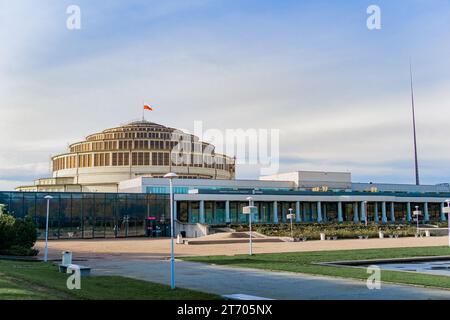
[0,260,219,300]
[0,277,54,300]
[183,246,450,290]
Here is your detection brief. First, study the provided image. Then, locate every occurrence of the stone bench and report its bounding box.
[59,264,92,277]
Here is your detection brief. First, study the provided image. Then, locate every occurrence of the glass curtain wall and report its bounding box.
[0,192,169,240]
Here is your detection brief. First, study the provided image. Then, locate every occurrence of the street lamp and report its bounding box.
[44,195,53,262]
[445,199,450,247]
[164,172,178,290]
[243,196,257,256]
[364,201,368,227]
[413,205,422,233]
[287,208,295,238]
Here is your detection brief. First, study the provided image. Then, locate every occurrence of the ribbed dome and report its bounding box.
[49,119,235,182]
[122,120,168,128]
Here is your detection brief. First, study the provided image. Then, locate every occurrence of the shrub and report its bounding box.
[248,222,417,239]
[0,213,38,256]
[13,216,38,249]
[0,245,39,256]
[0,214,16,250]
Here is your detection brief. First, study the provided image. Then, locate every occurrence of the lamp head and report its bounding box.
[246,196,253,201]
[164,172,178,179]
[44,195,53,200]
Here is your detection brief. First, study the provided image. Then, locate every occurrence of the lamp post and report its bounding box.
[364,201,368,227]
[287,208,295,238]
[164,172,178,290]
[44,195,53,263]
[445,200,450,247]
[413,205,421,234]
[246,196,253,256]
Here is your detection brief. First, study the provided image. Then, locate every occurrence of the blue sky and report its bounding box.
[1,0,450,189]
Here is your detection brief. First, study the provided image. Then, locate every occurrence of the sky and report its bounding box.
[1,0,450,190]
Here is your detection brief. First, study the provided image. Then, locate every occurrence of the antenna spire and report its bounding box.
[410,59,420,185]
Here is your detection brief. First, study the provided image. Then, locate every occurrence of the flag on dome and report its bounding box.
[144,104,153,111]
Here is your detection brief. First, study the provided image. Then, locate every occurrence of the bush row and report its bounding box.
[230,223,417,240]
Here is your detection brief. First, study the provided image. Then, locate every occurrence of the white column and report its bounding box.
[296,201,301,223]
[381,202,387,224]
[374,202,379,223]
[441,203,447,222]
[337,202,343,222]
[424,202,429,222]
[360,202,366,223]
[273,201,279,224]
[317,202,323,223]
[390,202,396,222]
[199,200,205,224]
[225,201,230,223]
[353,202,359,223]
[407,202,412,222]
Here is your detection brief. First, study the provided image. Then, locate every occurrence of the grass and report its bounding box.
[0,259,220,300]
[182,246,450,290]
[0,277,54,300]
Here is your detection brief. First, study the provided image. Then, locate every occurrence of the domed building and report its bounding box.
[16,120,236,192]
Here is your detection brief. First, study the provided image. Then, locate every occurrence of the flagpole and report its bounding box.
[142,100,145,121]
[409,59,420,185]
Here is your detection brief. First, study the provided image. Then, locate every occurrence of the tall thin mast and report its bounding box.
[410,61,420,185]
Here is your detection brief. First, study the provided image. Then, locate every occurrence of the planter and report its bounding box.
[378,231,384,239]
[425,230,431,237]
[320,233,326,241]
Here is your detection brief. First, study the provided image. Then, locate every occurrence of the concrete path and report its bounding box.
[87,257,450,300]
[35,236,450,259]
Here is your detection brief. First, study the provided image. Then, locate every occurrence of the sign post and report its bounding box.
[287,208,295,239]
[243,205,258,256]
[413,206,422,235]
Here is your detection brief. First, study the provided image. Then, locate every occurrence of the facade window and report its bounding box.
[112,153,117,166]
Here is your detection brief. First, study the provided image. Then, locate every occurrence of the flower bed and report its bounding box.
[230,223,417,240]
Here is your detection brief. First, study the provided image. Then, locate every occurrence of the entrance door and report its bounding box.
[146,218,169,238]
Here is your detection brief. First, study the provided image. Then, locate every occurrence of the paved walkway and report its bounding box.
[87,257,450,300]
[35,236,450,260]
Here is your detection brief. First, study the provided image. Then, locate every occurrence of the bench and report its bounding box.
[222,294,274,301]
[59,264,92,277]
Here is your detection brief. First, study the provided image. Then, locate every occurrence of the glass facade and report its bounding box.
[2,191,447,240]
[0,192,169,240]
